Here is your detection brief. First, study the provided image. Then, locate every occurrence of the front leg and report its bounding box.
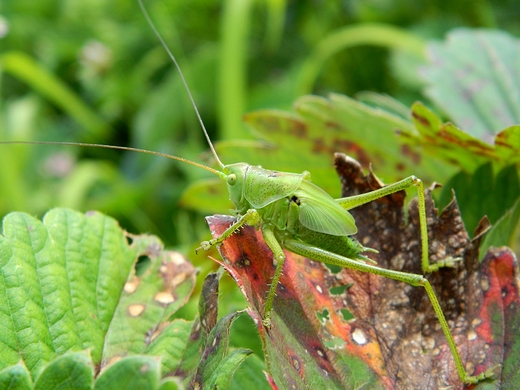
[197,209,260,252]
[260,225,286,328]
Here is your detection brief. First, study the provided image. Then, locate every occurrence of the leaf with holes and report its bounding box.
[207,154,520,389]
[0,208,230,389]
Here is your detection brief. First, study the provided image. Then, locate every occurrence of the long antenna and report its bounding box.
[2,141,224,177]
[137,0,225,169]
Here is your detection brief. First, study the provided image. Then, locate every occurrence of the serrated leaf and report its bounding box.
[0,208,198,386]
[102,248,196,365]
[190,312,244,389]
[34,351,93,390]
[145,319,193,377]
[95,356,161,390]
[228,94,452,195]
[208,348,252,390]
[174,273,251,389]
[183,94,519,219]
[157,376,184,390]
[405,102,520,171]
[422,29,520,141]
[208,215,386,390]
[0,363,32,390]
[228,353,270,390]
[207,155,520,389]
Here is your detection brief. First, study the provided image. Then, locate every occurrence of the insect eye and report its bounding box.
[227,174,237,186]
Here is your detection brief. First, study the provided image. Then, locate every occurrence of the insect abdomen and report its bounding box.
[294,226,369,261]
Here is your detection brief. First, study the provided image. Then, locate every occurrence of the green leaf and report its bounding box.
[0,364,32,390]
[175,273,252,389]
[406,102,520,171]
[480,197,520,258]
[192,313,248,389]
[422,29,520,141]
[180,178,230,215]
[218,94,452,197]
[94,356,160,390]
[34,351,93,390]
[228,353,269,390]
[438,163,520,235]
[174,274,219,384]
[102,246,196,363]
[0,208,198,386]
[145,319,193,377]
[208,349,252,390]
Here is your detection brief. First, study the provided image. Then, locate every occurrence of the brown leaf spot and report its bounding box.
[160,251,196,289]
[291,355,302,372]
[128,304,145,317]
[411,111,430,127]
[154,291,175,305]
[124,276,140,294]
[400,144,421,165]
[311,138,330,154]
[325,120,342,130]
[290,122,308,138]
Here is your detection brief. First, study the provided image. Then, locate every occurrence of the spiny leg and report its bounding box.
[336,175,460,273]
[283,238,495,384]
[198,211,286,327]
[260,226,286,328]
[197,209,260,252]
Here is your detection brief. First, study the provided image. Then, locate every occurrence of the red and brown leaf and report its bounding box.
[206,154,520,390]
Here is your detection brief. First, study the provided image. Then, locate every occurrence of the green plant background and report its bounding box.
[1,0,520,388]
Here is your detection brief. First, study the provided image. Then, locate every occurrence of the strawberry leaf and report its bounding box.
[0,209,251,389]
[422,29,520,141]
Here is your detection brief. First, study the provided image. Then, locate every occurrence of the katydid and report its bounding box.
[0,0,497,385]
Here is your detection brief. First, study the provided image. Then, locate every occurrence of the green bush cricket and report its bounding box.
[0,0,498,385]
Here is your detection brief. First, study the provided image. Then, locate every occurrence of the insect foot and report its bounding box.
[196,240,213,254]
[196,210,262,255]
[262,318,272,329]
[464,364,499,384]
[425,256,463,272]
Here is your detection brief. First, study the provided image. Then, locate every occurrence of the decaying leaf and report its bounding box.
[207,154,520,390]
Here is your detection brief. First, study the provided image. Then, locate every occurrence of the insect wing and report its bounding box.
[244,166,306,208]
[295,181,358,236]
